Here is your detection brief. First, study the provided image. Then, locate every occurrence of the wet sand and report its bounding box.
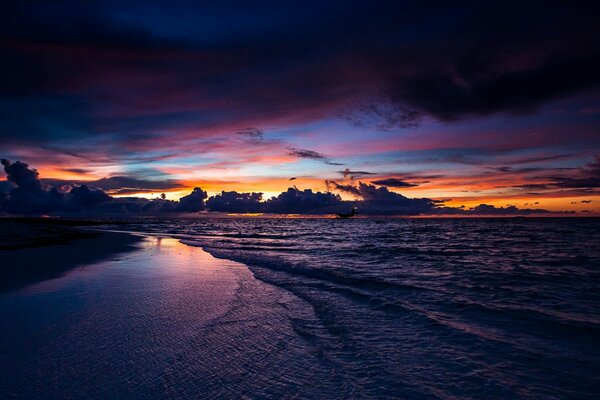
[0,235,336,398]
[0,219,141,292]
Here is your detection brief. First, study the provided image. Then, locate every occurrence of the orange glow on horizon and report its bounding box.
[6,158,597,215]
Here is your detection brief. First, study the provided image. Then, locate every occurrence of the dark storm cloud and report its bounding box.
[390,52,600,121]
[2,0,599,150]
[371,178,418,188]
[383,1,600,120]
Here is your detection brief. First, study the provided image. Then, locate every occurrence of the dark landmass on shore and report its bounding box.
[0,218,141,292]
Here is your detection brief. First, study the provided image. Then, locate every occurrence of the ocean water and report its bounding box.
[122,217,600,399]
[1,217,599,399]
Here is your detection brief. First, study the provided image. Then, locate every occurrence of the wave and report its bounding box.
[101,217,600,399]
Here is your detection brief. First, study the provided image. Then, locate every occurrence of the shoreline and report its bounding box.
[0,219,142,293]
[1,218,598,398]
[0,233,332,398]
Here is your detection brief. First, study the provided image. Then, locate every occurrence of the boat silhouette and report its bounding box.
[337,207,357,219]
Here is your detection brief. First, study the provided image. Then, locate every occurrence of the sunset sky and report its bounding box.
[1,1,599,214]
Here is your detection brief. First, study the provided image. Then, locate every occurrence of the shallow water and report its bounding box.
[121,217,600,399]
[2,218,600,399]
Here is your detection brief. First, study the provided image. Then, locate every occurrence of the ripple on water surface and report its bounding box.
[1,218,600,399]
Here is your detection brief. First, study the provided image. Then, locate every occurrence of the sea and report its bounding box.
[1,217,599,399]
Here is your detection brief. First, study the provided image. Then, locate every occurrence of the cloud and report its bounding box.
[3,0,596,158]
[1,159,65,213]
[371,178,418,188]
[431,204,556,215]
[340,102,420,131]
[326,180,361,197]
[338,168,376,179]
[61,168,91,174]
[205,188,347,214]
[0,181,12,193]
[327,180,435,215]
[288,148,327,160]
[176,187,208,212]
[458,204,551,216]
[1,159,42,192]
[264,187,343,214]
[528,155,600,191]
[0,159,207,214]
[327,179,560,216]
[546,176,600,189]
[236,128,266,145]
[0,159,344,215]
[68,184,112,209]
[85,176,182,194]
[0,160,114,213]
[206,191,263,213]
[41,176,184,196]
[288,148,343,165]
[0,159,584,216]
[236,128,264,140]
[87,176,182,192]
[390,52,600,121]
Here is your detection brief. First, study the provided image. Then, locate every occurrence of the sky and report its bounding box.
[1,0,599,215]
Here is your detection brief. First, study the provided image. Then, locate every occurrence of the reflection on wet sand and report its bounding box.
[0,236,335,399]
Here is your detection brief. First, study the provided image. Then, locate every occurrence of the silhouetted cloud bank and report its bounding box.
[327,181,436,215]
[0,159,204,214]
[1,159,565,216]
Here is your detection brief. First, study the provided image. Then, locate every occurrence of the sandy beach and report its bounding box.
[0,219,141,292]
[0,223,339,398]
